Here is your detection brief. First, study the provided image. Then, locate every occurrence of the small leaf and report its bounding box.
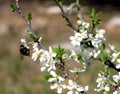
[99,50,108,62]
[61,14,65,18]
[90,8,96,19]
[58,0,63,5]
[100,70,104,74]
[95,19,101,25]
[52,45,67,59]
[41,39,46,45]
[117,47,120,52]
[44,74,52,80]
[27,12,32,20]
[101,43,106,50]
[77,53,82,60]
[10,3,17,12]
[27,30,37,41]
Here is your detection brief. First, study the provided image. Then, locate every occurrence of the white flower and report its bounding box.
[70,31,88,47]
[38,37,42,42]
[39,47,57,71]
[33,42,38,49]
[104,85,110,92]
[32,48,44,61]
[116,59,120,69]
[70,32,82,46]
[95,73,108,92]
[95,29,105,39]
[91,38,102,48]
[113,90,120,94]
[67,80,88,94]
[116,64,120,69]
[21,38,29,48]
[90,50,101,58]
[70,50,78,62]
[77,20,82,25]
[117,59,120,63]
[48,71,66,94]
[47,61,56,72]
[85,23,90,29]
[109,44,115,51]
[77,20,90,29]
[79,30,88,39]
[40,47,56,63]
[112,72,120,83]
[111,52,120,62]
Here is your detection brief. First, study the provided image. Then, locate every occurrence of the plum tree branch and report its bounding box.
[15,0,46,50]
[55,0,78,32]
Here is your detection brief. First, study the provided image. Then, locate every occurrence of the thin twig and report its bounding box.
[55,0,78,32]
[15,0,46,50]
[76,0,84,22]
[15,0,36,37]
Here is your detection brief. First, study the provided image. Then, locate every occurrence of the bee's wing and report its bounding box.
[20,54,24,60]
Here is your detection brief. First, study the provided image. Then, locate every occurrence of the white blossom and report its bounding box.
[70,50,78,62]
[39,47,56,71]
[95,73,108,92]
[109,44,115,51]
[77,20,90,29]
[70,32,82,47]
[91,38,102,48]
[112,72,120,83]
[48,71,66,94]
[40,47,56,63]
[104,85,110,92]
[67,80,88,94]
[70,31,88,47]
[32,48,44,61]
[116,59,120,69]
[113,90,120,94]
[111,52,120,62]
[21,38,29,48]
[95,29,105,39]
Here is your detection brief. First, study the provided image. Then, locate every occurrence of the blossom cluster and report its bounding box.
[95,72,120,94]
[16,0,120,93]
[19,18,120,94]
[20,37,88,94]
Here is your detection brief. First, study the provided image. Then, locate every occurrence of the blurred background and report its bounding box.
[0,0,120,94]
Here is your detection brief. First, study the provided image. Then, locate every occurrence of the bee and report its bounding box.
[20,44,30,60]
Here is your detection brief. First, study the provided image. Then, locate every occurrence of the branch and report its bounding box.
[76,0,84,21]
[15,0,46,50]
[55,0,78,32]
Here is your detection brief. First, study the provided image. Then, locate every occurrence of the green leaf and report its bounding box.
[27,30,37,41]
[61,14,65,18]
[99,50,108,62]
[100,70,104,74]
[44,74,52,80]
[10,3,17,12]
[117,47,120,52]
[27,12,32,20]
[95,19,101,25]
[77,53,82,60]
[41,39,46,45]
[90,8,96,19]
[52,45,67,59]
[58,0,63,5]
[101,43,106,50]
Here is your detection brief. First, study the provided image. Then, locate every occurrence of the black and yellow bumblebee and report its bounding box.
[20,44,30,59]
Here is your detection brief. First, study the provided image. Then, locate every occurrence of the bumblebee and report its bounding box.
[20,44,30,59]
